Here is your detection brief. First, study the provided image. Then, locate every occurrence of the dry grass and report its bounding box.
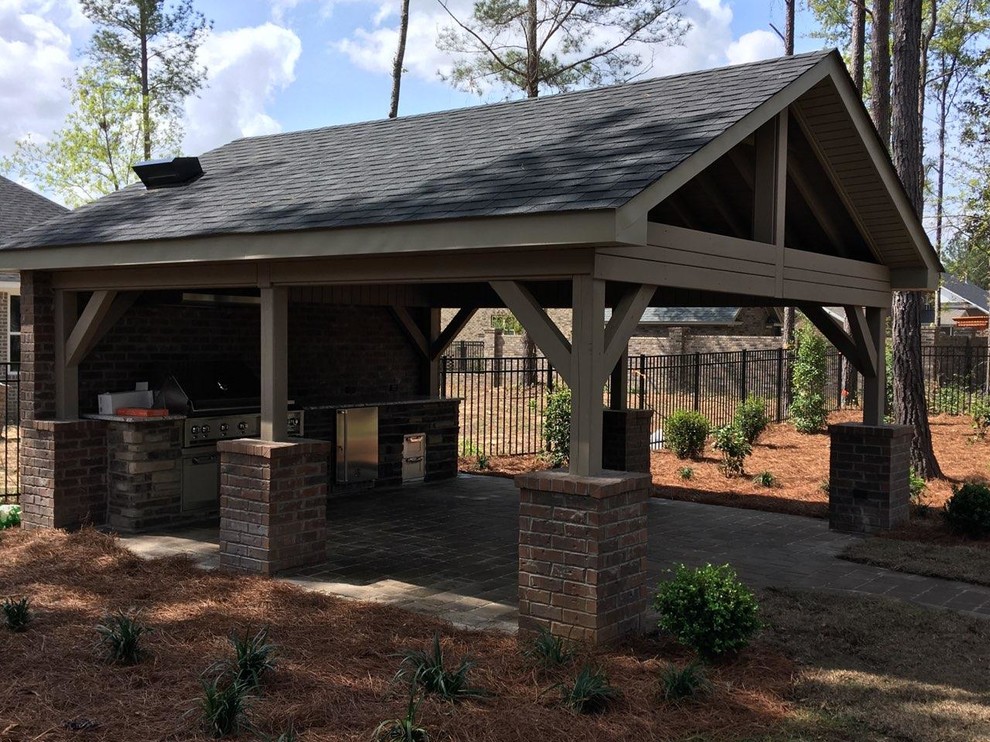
[841,535,990,585]
[0,527,801,742]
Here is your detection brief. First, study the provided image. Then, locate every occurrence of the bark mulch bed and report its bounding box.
[0,527,800,742]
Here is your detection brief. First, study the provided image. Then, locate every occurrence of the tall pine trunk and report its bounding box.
[782,0,796,350]
[891,0,942,478]
[140,16,151,161]
[388,0,410,118]
[872,0,893,145]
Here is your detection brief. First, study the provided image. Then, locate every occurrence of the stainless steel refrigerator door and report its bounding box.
[336,407,379,483]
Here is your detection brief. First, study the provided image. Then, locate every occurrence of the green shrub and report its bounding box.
[712,425,751,477]
[398,633,487,702]
[373,690,429,741]
[653,564,760,659]
[944,483,990,538]
[2,597,31,632]
[753,471,776,488]
[543,386,572,468]
[475,453,490,470]
[909,468,926,505]
[659,662,711,702]
[733,397,769,444]
[524,628,574,669]
[790,325,828,433]
[934,385,965,416]
[560,664,619,714]
[678,467,694,480]
[95,610,150,665]
[664,410,710,459]
[971,394,990,439]
[213,627,276,689]
[198,677,250,738]
[0,505,20,530]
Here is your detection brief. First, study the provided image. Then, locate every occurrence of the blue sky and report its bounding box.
[1,0,829,196]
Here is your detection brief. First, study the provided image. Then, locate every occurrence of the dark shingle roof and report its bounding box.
[640,307,741,324]
[0,176,67,241]
[942,274,989,313]
[1,51,830,252]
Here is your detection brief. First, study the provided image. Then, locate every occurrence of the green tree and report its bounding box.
[2,67,158,206]
[80,0,211,161]
[437,0,689,99]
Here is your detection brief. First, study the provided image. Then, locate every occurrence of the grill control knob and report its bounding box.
[238,421,247,432]
[191,426,199,434]
[219,423,228,434]
[201,424,211,435]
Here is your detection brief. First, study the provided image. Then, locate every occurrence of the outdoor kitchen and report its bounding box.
[71,288,460,534]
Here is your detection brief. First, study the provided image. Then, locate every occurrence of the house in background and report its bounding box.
[937,274,988,332]
[0,176,67,365]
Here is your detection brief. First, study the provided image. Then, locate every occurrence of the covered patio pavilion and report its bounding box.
[0,50,939,644]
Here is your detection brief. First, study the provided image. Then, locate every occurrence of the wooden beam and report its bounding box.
[862,307,887,425]
[570,276,606,476]
[490,281,572,384]
[753,111,788,298]
[391,307,429,358]
[54,291,78,419]
[431,307,478,360]
[843,305,878,378]
[64,290,118,367]
[427,308,441,398]
[798,305,870,375]
[602,283,654,381]
[260,286,288,441]
[609,351,629,410]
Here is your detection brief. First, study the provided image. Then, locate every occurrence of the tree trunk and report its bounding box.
[784,0,795,55]
[140,11,151,161]
[934,78,948,329]
[871,0,893,145]
[783,307,795,348]
[525,0,539,98]
[388,0,411,118]
[851,0,866,92]
[891,0,942,479]
[841,315,860,406]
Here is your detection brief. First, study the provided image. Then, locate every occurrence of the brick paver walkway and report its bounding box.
[120,474,990,632]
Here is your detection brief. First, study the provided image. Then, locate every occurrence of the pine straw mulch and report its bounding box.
[0,527,799,742]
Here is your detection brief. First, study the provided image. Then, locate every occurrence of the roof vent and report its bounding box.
[133,157,203,189]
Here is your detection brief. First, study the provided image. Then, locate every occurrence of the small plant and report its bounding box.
[790,325,828,433]
[374,688,429,741]
[95,610,150,665]
[273,725,298,742]
[818,478,830,494]
[198,676,250,739]
[971,393,990,439]
[475,453,490,470]
[664,410,710,459]
[944,483,990,538]
[543,386,572,467]
[678,467,694,480]
[524,627,575,669]
[560,664,619,714]
[398,633,486,702]
[909,468,927,505]
[934,385,964,416]
[653,564,761,660]
[733,397,769,444]
[3,597,31,631]
[659,662,711,702]
[216,627,276,689]
[0,504,20,530]
[753,471,776,488]
[712,425,751,477]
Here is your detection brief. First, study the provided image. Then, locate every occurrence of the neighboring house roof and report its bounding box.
[941,274,988,314]
[0,176,67,241]
[2,52,830,251]
[639,307,742,325]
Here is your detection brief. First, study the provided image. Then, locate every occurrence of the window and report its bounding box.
[9,294,20,366]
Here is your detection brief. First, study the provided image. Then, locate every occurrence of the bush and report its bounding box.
[543,386,571,468]
[95,610,150,665]
[524,628,574,669]
[944,483,990,538]
[659,662,711,702]
[664,410,710,460]
[790,325,828,433]
[678,467,694,480]
[934,385,964,416]
[733,397,769,444]
[213,627,276,689]
[198,677,250,738]
[560,664,619,714]
[398,633,487,702]
[373,690,429,742]
[712,425,751,477]
[909,468,926,505]
[971,393,990,439]
[753,471,776,488]
[2,597,31,632]
[653,564,760,659]
[0,505,20,530]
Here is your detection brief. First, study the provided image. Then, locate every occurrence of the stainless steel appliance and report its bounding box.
[336,407,379,483]
[402,433,425,482]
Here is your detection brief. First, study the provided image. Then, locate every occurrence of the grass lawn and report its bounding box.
[2,528,990,741]
[841,534,990,587]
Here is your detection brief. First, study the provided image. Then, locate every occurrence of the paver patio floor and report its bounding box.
[119,474,990,633]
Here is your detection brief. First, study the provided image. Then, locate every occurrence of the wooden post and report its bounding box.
[54,290,79,419]
[863,307,887,426]
[260,286,288,441]
[427,308,441,398]
[570,276,605,476]
[609,350,628,410]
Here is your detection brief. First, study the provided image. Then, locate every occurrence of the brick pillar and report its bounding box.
[602,409,653,474]
[20,271,56,424]
[829,423,911,533]
[20,419,108,530]
[107,419,184,533]
[516,470,650,646]
[218,439,329,576]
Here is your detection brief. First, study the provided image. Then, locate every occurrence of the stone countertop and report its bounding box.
[82,413,187,423]
[302,398,462,411]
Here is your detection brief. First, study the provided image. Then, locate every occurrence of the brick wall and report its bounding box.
[516,470,650,645]
[0,291,9,364]
[106,419,184,533]
[20,271,55,423]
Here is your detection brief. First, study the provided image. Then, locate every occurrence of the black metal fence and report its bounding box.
[0,364,19,504]
[442,346,988,457]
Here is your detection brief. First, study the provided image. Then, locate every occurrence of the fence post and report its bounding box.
[439,357,447,399]
[546,361,554,393]
[775,348,785,422]
[638,354,647,410]
[740,349,748,403]
[693,352,701,412]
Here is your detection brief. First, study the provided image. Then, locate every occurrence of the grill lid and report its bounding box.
[158,361,261,415]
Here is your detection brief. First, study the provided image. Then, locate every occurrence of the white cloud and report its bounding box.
[268,0,338,23]
[0,0,85,158]
[726,29,784,66]
[182,23,302,155]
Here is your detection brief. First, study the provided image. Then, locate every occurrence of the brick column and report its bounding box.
[829,423,911,533]
[218,439,329,576]
[107,418,184,533]
[20,419,108,530]
[516,470,650,646]
[602,409,653,474]
[20,271,56,424]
